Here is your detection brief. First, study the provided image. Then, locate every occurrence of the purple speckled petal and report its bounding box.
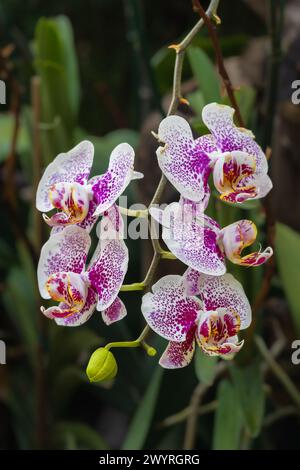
[182,268,202,296]
[141,275,202,342]
[150,199,225,276]
[101,296,127,325]
[91,143,137,216]
[194,134,218,154]
[219,219,273,267]
[36,140,94,212]
[198,273,252,329]
[55,287,97,327]
[87,218,128,311]
[37,226,91,299]
[156,115,212,204]
[76,199,99,232]
[159,326,196,369]
[97,204,124,234]
[202,103,268,175]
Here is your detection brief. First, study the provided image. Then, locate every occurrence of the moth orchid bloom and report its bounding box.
[141,271,251,368]
[155,103,272,206]
[37,206,128,327]
[202,103,272,203]
[150,197,273,275]
[36,140,143,231]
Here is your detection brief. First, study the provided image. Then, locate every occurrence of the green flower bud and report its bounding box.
[86,347,118,382]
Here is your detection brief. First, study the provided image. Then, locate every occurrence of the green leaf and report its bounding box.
[3,267,38,365]
[276,223,300,334]
[55,16,80,118]
[0,113,30,163]
[51,366,87,411]
[49,326,101,374]
[186,90,205,117]
[187,47,221,104]
[194,348,218,385]
[54,422,107,450]
[221,86,256,126]
[230,359,265,437]
[122,366,163,450]
[34,16,79,163]
[213,379,243,450]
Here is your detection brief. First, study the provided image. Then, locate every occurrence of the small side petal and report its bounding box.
[182,268,201,296]
[101,296,127,325]
[87,221,128,311]
[159,327,196,369]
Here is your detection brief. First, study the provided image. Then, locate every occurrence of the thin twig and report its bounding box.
[31,76,43,251]
[1,51,38,264]
[262,0,284,149]
[247,0,284,334]
[158,400,218,429]
[183,362,227,449]
[192,0,244,127]
[115,0,220,349]
[263,406,299,428]
[255,335,300,409]
[128,0,221,346]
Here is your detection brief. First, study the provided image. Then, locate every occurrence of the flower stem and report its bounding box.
[105,325,156,357]
[120,0,221,352]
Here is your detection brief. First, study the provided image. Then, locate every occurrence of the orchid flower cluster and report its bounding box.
[36,142,142,327]
[36,102,273,377]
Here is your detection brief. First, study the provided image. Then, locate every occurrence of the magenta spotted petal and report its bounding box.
[141,275,202,342]
[182,268,202,296]
[36,140,94,212]
[159,326,196,369]
[97,204,124,235]
[101,296,127,326]
[198,273,252,329]
[150,198,225,276]
[37,140,143,230]
[91,143,143,217]
[87,217,129,311]
[202,103,268,175]
[156,115,212,205]
[38,226,91,299]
